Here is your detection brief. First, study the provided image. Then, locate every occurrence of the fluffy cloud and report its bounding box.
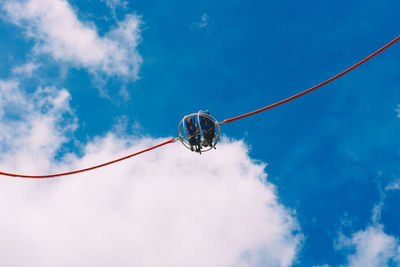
[11,61,40,77]
[0,79,302,267]
[2,0,142,80]
[336,225,399,267]
[0,3,303,263]
[334,183,400,267]
[0,80,76,173]
[396,104,400,119]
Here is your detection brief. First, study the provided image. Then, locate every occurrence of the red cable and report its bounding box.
[222,35,400,124]
[1,36,399,178]
[0,138,175,179]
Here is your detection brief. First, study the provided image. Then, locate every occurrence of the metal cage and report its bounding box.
[178,111,221,153]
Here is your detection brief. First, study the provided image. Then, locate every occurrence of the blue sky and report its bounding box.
[0,0,399,266]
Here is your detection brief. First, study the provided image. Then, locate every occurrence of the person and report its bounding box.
[200,113,215,147]
[184,117,201,152]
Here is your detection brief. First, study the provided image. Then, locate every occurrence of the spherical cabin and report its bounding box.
[178,111,221,153]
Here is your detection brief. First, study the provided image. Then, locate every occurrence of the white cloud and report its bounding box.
[2,0,142,80]
[385,180,400,191]
[333,182,400,267]
[396,104,400,119]
[99,0,128,22]
[336,225,400,267]
[0,80,76,173]
[102,0,128,10]
[12,61,40,77]
[193,14,211,29]
[0,80,302,267]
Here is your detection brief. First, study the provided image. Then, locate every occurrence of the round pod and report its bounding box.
[178,111,221,153]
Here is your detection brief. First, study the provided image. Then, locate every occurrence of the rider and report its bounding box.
[200,112,215,147]
[185,117,201,152]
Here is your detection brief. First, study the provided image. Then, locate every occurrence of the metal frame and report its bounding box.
[178,111,221,153]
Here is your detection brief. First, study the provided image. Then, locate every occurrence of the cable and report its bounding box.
[1,36,399,178]
[222,35,400,124]
[0,138,176,179]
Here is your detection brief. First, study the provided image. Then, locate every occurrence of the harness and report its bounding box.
[185,118,197,135]
[200,116,213,131]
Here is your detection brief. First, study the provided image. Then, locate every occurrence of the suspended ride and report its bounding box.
[0,35,399,178]
[178,111,221,154]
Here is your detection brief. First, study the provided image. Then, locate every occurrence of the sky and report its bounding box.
[0,0,399,266]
